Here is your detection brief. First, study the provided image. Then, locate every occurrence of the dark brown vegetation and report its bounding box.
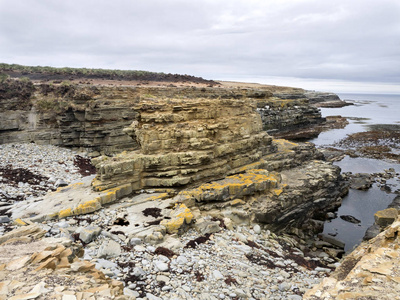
[337,130,400,162]
[0,63,218,85]
[0,165,49,201]
[211,217,226,228]
[142,207,162,218]
[0,78,35,110]
[154,246,176,258]
[73,155,97,176]
[224,275,238,286]
[194,270,205,282]
[113,218,129,226]
[245,239,332,272]
[184,233,211,249]
[335,257,361,281]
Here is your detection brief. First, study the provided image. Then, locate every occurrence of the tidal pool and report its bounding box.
[310,93,400,252]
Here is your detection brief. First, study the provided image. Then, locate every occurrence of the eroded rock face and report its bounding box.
[304,217,400,300]
[0,85,139,155]
[1,81,343,152]
[91,97,275,191]
[303,91,348,108]
[258,98,325,139]
[0,236,127,299]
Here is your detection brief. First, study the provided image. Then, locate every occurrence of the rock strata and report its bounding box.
[0,77,357,299]
[257,98,325,139]
[304,216,400,300]
[0,236,129,300]
[303,91,350,108]
[1,78,344,153]
[91,97,275,192]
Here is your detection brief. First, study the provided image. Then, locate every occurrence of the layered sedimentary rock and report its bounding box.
[0,79,344,152]
[90,95,346,234]
[91,97,275,191]
[304,216,400,299]
[257,98,325,139]
[174,139,346,231]
[0,83,139,155]
[303,91,347,108]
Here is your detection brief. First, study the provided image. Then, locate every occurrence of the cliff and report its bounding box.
[0,74,360,299]
[1,78,348,234]
[0,79,345,154]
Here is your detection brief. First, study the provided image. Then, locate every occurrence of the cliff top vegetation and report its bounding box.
[0,63,218,85]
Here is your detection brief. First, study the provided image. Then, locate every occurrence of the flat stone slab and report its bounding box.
[10,176,133,222]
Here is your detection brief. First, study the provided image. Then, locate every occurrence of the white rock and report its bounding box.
[176,255,188,265]
[96,258,118,270]
[213,270,224,280]
[253,224,261,234]
[30,281,50,294]
[146,293,162,300]
[97,239,121,258]
[124,287,139,297]
[134,245,146,252]
[235,232,247,243]
[130,237,142,246]
[78,225,102,244]
[156,275,170,284]
[62,295,77,300]
[279,282,291,291]
[154,261,169,272]
[132,267,146,278]
[182,285,191,292]
[233,244,252,255]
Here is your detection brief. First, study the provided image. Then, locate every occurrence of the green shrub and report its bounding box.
[0,73,9,82]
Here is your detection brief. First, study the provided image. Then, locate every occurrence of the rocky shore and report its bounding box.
[0,143,339,300]
[0,78,349,155]
[1,74,397,300]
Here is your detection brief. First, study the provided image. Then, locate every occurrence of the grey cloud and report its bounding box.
[0,0,399,88]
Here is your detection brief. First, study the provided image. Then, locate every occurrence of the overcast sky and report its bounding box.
[1,0,399,93]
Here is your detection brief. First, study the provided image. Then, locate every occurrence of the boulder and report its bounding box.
[374,208,398,227]
[97,240,121,258]
[340,215,361,224]
[76,225,102,244]
[350,173,373,190]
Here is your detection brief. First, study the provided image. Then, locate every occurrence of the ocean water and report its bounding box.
[311,93,400,147]
[309,93,400,252]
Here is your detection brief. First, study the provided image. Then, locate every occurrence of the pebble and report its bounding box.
[130,237,142,246]
[0,216,10,223]
[176,255,188,265]
[213,270,225,280]
[0,143,333,299]
[253,224,261,234]
[154,261,169,272]
[0,143,90,202]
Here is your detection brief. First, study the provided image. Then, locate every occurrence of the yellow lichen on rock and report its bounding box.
[13,218,27,226]
[73,199,102,215]
[58,208,73,219]
[149,193,170,201]
[271,188,283,196]
[160,203,194,234]
[179,169,280,203]
[91,97,276,192]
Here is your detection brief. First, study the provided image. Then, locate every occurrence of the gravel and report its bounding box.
[0,143,333,299]
[0,143,93,203]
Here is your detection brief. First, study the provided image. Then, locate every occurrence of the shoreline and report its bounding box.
[1,75,399,298]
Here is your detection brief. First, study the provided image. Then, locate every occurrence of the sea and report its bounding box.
[309,93,400,252]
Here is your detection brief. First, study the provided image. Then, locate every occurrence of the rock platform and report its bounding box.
[0,77,370,299]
